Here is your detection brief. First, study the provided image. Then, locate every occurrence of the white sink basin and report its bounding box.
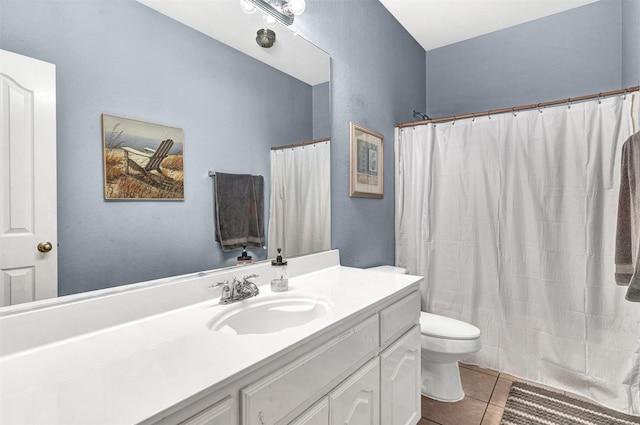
[207,293,333,335]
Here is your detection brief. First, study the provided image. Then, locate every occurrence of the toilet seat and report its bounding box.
[420,312,481,340]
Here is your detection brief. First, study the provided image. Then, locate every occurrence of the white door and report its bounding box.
[0,49,57,306]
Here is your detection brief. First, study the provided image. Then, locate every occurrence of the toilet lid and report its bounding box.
[420,312,481,340]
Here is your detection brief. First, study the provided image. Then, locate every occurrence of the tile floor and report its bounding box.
[418,363,586,425]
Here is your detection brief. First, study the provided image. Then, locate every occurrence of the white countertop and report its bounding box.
[0,264,421,425]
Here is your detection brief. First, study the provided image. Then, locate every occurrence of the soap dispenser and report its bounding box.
[271,248,288,292]
[237,246,253,265]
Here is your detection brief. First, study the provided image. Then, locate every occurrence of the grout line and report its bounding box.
[478,376,500,425]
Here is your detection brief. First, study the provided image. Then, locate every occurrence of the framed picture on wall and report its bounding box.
[349,122,384,198]
[102,114,184,200]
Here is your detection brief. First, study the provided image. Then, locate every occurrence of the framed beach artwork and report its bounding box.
[349,122,384,198]
[102,114,184,200]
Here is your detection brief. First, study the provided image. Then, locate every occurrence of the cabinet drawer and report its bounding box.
[379,291,420,348]
[241,315,379,425]
[181,396,233,425]
[288,397,329,425]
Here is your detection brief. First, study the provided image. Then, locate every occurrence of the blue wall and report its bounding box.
[622,0,640,89]
[425,0,638,118]
[294,0,427,268]
[1,0,316,295]
[313,81,331,139]
[8,0,629,293]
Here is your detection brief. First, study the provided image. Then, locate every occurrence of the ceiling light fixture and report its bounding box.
[256,29,276,48]
[240,0,306,26]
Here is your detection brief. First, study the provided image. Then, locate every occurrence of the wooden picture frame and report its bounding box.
[102,114,184,200]
[349,122,384,198]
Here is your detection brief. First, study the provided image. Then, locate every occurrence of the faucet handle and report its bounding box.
[218,281,233,304]
[209,280,228,289]
[242,274,260,297]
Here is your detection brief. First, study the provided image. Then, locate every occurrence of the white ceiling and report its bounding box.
[136,0,330,86]
[379,0,600,51]
[138,0,600,85]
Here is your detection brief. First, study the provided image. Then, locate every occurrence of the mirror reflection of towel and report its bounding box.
[615,131,640,302]
[214,172,265,252]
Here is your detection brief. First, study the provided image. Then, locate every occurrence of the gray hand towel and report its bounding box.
[214,172,265,252]
[615,131,640,302]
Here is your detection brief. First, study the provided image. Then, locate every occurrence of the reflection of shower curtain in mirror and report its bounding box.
[268,141,331,258]
[395,94,640,415]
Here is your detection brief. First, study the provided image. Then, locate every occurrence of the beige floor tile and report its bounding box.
[417,418,441,425]
[498,372,519,382]
[460,363,500,377]
[422,395,486,425]
[489,378,513,407]
[480,404,504,425]
[460,366,498,402]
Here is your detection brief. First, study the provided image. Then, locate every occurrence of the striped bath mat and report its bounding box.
[501,382,640,424]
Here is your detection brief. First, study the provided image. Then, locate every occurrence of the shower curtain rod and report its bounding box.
[271,137,329,151]
[396,85,639,128]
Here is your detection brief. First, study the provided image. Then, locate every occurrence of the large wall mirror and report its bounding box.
[0,0,330,309]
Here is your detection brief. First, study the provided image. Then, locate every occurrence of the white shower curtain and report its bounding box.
[395,94,640,414]
[268,140,331,259]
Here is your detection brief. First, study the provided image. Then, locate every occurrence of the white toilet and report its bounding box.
[368,265,482,402]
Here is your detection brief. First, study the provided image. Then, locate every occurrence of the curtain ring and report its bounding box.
[598,93,602,104]
[488,111,492,119]
[537,103,543,113]
[623,89,628,100]
[512,107,517,117]
[567,98,572,109]
[452,116,456,126]
[471,113,476,122]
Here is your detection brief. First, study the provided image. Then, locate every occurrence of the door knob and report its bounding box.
[37,242,53,253]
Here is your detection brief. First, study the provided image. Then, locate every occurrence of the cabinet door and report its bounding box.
[242,315,378,425]
[329,358,379,425]
[289,397,329,425]
[380,326,421,425]
[181,396,233,425]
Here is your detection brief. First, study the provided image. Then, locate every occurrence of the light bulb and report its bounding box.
[240,0,256,15]
[263,14,278,28]
[287,0,305,15]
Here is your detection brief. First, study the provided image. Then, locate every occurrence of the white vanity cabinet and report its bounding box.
[241,315,379,425]
[239,291,421,425]
[379,291,422,425]
[329,357,380,425]
[380,326,421,425]
[150,393,237,425]
[147,290,421,425]
[289,398,329,425]
[181,396,234,425]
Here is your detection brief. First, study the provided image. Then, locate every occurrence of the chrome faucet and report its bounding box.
[216,274,259,304]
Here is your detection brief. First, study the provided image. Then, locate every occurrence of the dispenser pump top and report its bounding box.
[237,246,253,265]
[272,248,287,266]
